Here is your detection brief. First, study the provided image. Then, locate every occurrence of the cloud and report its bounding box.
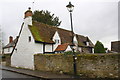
[0,0,118,50]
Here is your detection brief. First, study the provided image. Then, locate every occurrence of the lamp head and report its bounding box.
[66,2,74,12]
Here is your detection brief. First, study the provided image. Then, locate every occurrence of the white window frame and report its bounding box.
[86,42,89,46]
[55,39,59,44]
[29,36,31,42]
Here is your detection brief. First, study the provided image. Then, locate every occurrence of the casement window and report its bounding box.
[29,36,31,42]
[8,48,10,52]
[86,42,89,46]
[73,41,77,44]
[15,48,17,53]
[55,39,59,44]
[84,41,89,46]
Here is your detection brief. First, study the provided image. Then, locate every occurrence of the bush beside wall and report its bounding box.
[34,53,119,78]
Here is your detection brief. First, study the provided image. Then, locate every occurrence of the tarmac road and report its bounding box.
[1,69,44,80]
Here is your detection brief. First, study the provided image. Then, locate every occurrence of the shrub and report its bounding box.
[94,41,106,53]
[64,51,80,55]
[64,51,73,55]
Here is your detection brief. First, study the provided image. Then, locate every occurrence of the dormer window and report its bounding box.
[55,39,59,44]
[29,36,31,42]
[8,48,10,52]
[86,37,89,46]
[73,41,77,44]
[84,41,89,46]
[86,42,89,46]
[73,35,78,45]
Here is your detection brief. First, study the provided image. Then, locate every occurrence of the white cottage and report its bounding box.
[3,36,18,54]
[11,8,94,70]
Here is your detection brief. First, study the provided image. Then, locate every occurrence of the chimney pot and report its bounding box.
[9,36,13,43]
[24,7,32,18]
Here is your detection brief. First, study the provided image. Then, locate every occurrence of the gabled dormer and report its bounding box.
[84,37,90,46]
[73,34,78,46]
[53,31,61,51]
[53,31,61,44]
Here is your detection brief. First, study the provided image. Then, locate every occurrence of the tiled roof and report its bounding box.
[55,43,69,52]
[29,21,94,47]
[3,38,18,49]
[29,21,56,43]
[76,35,94,47]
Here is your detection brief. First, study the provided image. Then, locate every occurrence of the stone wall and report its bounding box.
[6,55,11,66]
[34,53,120,78]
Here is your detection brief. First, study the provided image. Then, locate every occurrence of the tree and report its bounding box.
[32,10,61,27]
[94,41,106,53]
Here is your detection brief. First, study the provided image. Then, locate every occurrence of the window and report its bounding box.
[86,42,89,46]
[55,39,59,44]
[8,48,10,52]
[84,41,89,46]
[15,48,17,53]
[29,36,31,42]
[73,41,77,46]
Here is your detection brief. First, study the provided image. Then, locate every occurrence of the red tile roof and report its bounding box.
[3,37,18,49]
[55,43,69,52]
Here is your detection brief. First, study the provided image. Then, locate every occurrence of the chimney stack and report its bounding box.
[24,7,32,18]
[9,36,13,43]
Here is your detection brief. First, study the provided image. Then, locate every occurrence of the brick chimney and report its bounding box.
[9,36,13,43]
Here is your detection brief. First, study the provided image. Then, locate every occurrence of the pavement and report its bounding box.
[0,63,75,80]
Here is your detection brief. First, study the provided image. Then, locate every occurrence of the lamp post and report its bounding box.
[66,2,77,76]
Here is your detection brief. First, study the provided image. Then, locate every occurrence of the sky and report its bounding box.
[0,0,119,50]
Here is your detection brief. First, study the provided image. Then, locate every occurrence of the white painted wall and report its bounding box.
[45,44,53,52]
[73,35,78,46]
[86,42,89,46]
[92,48,94,53]
[78,47,82,52]
[11,16,43,70]
[65,45,72,52]
[53,31,61,51]
[4,47,13,54]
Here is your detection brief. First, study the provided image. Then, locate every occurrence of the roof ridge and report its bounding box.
[76,34,87,38]
[33,20,72,33]
[33,20,57,28]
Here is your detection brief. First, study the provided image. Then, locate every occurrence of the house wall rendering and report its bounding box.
[3,47,13,54]
[11,16,41,70]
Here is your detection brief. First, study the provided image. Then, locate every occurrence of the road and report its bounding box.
[1,69,44,80]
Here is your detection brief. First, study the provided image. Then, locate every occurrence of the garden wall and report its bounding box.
[5,54,11,66]
[34,53,120,78]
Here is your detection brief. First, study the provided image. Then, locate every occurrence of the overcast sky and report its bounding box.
[0,0,119,50]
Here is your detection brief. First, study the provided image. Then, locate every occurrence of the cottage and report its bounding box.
[11,8,94,69]
[3,36,18,54]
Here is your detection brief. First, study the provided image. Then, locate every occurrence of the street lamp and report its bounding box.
[66,2,77,77]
